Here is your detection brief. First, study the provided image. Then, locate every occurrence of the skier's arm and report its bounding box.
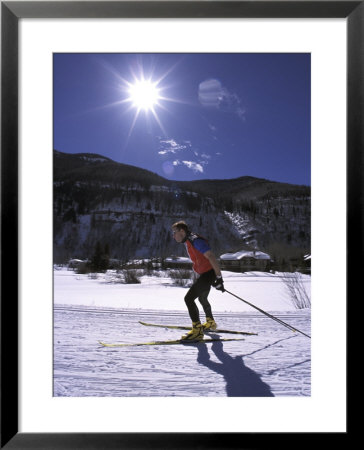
[204,250,225,292]
[203,250,222,278]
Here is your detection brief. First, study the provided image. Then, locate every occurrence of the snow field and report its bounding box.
[53,268,310,312]
[53,268,311,397]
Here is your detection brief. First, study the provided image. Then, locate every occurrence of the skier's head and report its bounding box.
[172,221,189,243]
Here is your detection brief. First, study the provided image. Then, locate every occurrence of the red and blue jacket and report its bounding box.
[185,233,213,274]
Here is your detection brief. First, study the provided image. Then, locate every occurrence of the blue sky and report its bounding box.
[54,53,310,185]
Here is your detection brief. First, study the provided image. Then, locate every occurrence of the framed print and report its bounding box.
[2,0,358,448]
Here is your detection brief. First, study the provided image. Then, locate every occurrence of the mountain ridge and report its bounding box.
[54,149,309,195]
[53,150,310,264]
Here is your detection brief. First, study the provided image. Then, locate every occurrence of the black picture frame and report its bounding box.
[1,1,356,448]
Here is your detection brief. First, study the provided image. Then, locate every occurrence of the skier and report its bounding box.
[171,220,225,341]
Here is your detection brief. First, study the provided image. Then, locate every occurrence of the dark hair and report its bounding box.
[172,220,189,233]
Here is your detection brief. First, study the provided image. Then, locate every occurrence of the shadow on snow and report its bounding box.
[196,336,274,397]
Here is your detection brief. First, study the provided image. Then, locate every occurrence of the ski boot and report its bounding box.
[202,317,217,331]
[181,321,204,341]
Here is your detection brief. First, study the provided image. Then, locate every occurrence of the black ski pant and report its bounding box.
[184,269,216,323]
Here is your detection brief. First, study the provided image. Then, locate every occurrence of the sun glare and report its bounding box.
[128,79,160,112]
[116,63,184,139]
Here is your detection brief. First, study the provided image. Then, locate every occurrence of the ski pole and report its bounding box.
[225,289,298,333]
[224,289,311,339]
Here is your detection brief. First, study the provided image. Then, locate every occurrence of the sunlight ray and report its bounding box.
[150,107,167,136]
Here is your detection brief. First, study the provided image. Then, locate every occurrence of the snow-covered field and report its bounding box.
[53,268,311,397]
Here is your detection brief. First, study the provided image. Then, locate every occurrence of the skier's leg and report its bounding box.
[185,270,215,322]
[184,283,201,323]
[198,288,214,320]
[182,280,206,340]
[197,270,217,330]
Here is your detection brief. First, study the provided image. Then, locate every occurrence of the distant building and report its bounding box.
[164,256,193,269]
[220,250,271,272]
[67,258,86,270]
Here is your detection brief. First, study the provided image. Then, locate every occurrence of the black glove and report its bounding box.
[213,276,225,292]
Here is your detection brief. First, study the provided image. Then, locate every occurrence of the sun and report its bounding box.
[115,63,186,138]
[122,74,169,136]
[93,57,187,141]
[128,79,161,112]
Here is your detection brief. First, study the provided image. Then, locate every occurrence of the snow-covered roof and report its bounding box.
[165,256,192,263]
[220,250,271,261]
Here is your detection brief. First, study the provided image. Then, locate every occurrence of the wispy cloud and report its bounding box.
[198,78,246,121]
[158,138,189,155]
[173,160,204,174]
[157,137,211,175]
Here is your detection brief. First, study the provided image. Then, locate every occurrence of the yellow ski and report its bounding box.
[99,337,245,348]
[139,321,257,336]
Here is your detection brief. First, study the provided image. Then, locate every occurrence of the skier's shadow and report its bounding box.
[196,336,274,397]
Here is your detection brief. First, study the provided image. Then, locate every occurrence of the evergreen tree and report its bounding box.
[91,241,110,272]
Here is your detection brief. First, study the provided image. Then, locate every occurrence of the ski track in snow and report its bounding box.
[54,306,311,397]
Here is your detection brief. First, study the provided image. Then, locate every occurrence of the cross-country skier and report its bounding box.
[171,220,225,341]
